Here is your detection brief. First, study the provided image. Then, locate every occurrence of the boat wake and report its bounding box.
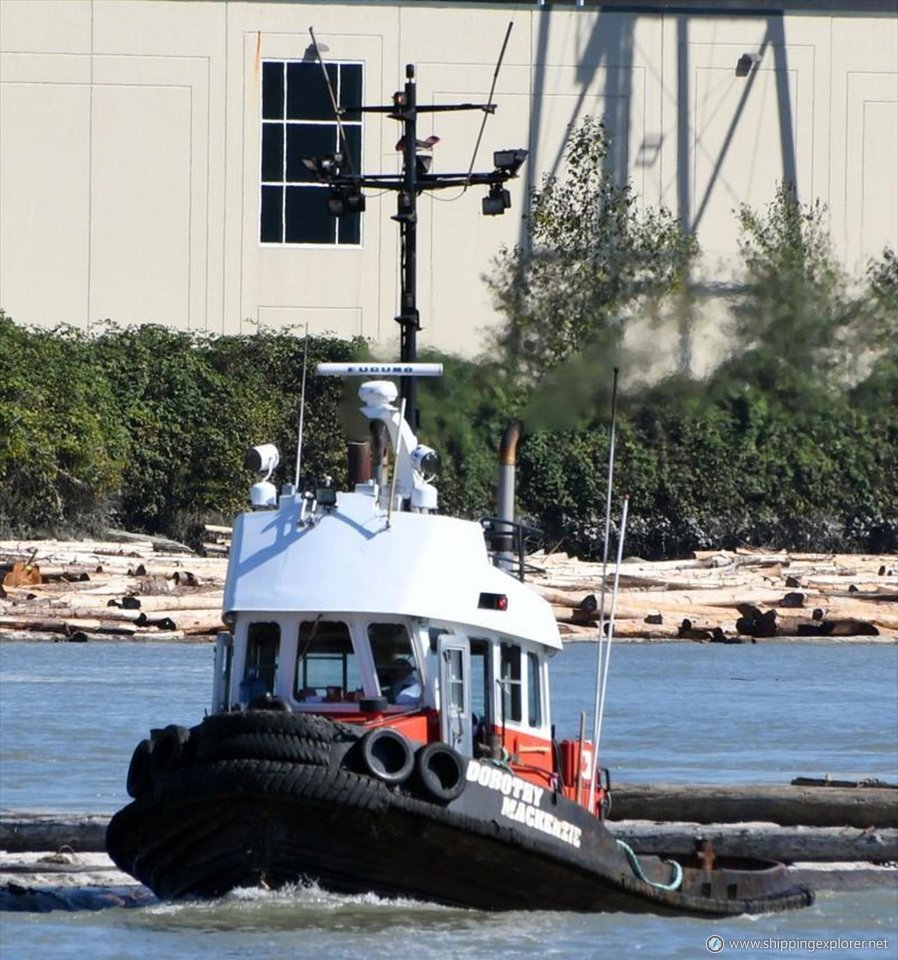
[136,879,463,929]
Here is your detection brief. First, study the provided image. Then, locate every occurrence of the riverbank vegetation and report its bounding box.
[1,119,895,557]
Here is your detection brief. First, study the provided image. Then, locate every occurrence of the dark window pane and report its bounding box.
[286,123,338,182]
[527,652,541,727]
[337,211,361,246]
[242,622,280,701]
[286,185,334,243]
[340,64,362,121]
[261,123,284,182]
[341,124,362,173]
[260,185,283,242]
[262,62,284,120]
[287,61,337,121]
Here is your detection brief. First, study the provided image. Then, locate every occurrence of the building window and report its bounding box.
[260,59,363,245]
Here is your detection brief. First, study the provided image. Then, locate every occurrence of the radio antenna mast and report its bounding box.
[462,21,514,191]
[308,27,357,177]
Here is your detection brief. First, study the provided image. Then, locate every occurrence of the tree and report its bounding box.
[721,182,864,404]
[486,116,697,381]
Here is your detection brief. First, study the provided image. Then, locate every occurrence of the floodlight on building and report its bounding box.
[736,52,763,76]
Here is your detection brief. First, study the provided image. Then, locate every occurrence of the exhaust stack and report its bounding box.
[495,421,522,573]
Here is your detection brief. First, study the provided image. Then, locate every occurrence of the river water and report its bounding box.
[1,640,896,959]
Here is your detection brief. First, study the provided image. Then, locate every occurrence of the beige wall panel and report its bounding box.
[417,41,648,354]
[0,80,90,325]
[0,51,91,84]
[657,13,830,281]
[524,64,648,198]
[525,10,663,204]
[90,54,212,329]
[89,3,225,332]
[415,60,528,356]
[257,304,362,338]
[91,0,222,55]
[89,83,191,326]
[397,4,534,68]
[822,14,897,270]
[689,43,814,265]
[0,0,91,54]
[842,74,898,270]
[855,97,898,267]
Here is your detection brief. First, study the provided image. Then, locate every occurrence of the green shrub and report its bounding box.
[0,316,363,544]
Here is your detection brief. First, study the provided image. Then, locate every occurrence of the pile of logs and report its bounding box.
[0,533,229,643]
[528,548,898,642]
[1,537,895,643]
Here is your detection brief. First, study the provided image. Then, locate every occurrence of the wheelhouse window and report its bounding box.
[261,59,363,245]
[295,620,362,703]
[527,651,542,727]
[369,622,420,706]
[241,621,280,702]
[499,642,522,724]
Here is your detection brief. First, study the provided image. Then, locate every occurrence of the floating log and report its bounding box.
[0,616,137,637]
[607,820,898,863]
[1,813,111,853]
[102,529,195,554]
[4,808,895,865]
[127,594,224,613]
[135,609,224,634]
[608,784,898,829]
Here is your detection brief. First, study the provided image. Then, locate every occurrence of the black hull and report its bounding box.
[107,714,813,916]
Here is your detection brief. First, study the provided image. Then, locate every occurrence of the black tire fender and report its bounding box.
[357,728,414,785]
[150,724,191,778]
[414,742,466,804]
[196,730,331,765]
[126,738,154,798]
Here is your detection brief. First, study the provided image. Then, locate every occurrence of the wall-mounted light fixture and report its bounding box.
[303,41,329,61]
[736,52,763,77]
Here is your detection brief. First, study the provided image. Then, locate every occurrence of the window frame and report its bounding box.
[259,58,364,248]
[499,641,523,725]
[240,620,281,702]
[526,650,542,728]
[294,618,363,703]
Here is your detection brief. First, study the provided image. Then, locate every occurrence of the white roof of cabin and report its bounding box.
[223,491,561,650]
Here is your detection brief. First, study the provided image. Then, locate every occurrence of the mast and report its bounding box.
[308,57,527,434]
[396,65,420,426]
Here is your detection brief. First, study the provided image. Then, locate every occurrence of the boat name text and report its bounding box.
[466,760,582,849]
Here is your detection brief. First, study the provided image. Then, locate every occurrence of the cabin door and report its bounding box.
[438,636,471,755]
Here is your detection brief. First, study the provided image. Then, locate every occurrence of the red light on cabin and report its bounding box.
[478,592,508,611]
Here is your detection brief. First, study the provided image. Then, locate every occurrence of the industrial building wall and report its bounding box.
[1,0,896,356]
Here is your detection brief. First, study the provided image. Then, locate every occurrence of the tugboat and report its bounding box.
[106,55,814,916]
